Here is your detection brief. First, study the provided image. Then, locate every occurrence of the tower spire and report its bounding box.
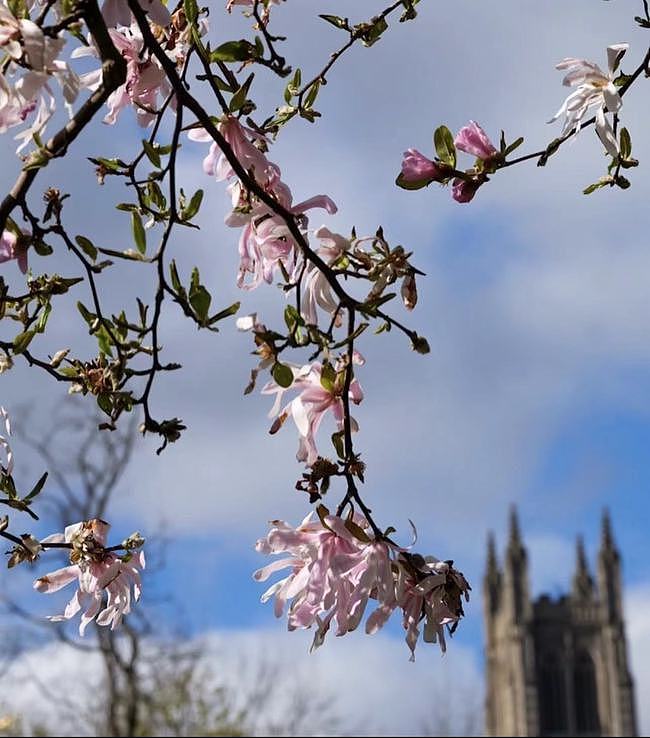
[504,505,529,623]
[487,531,498,574]
[601,507,616,550]
[598,508,622,624]
[484,531,502,619]
[572,535,594,599]
[508,504,521,547]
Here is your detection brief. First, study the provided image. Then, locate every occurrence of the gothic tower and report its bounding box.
[484,509,638,737]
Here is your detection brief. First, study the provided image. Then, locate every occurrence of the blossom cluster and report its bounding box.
[399,120,500,203]
[34,519,145,635]
[0,1,80,150]
[398,43,631,209]
[262,354,364,465]
[255,512,470,660]
[190,115,337,292]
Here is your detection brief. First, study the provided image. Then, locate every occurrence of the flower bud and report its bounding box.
[401,273,417,311]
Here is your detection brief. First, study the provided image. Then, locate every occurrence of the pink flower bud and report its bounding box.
[452,177,481,204]
[399,149,445,186]
[454,121,497,160]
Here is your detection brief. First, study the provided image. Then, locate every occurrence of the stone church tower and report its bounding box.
[484,508,637,737]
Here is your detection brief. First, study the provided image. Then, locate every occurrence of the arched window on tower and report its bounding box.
[574,650,601,736]
[538,651,569,736]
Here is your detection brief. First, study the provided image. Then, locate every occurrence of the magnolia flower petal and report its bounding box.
[33,565,79,593]
[595,107,619,157]
[607,43,629,74]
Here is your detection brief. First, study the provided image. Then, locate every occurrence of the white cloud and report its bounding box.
[626,585,650,736]
[0,629,484,736]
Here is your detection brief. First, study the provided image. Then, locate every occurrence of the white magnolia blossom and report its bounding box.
[550,43,629,156]
[0,406,14,477]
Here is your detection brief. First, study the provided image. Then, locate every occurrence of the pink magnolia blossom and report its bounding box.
[235,196,336,290]
[255,515,471,658]
[254,513,395,650]
[0,405,14,477]
[74,26,169,126]
[0,15,79,148]
[399,148,446,186]
[299,226,348,326]
[101,0,171,28]
[263,357,364,465]
[34,519,145,635]
[449,122,498,203]
[190,116,337,290]
[0,229,28,273]
[454,121,498,160]
[451,177,481,204]
[189,116,277,184]
[394,555,471,660]
[0,5,22,59]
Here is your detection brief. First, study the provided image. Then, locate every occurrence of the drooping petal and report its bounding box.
[595,107,619,157]
[607,43,629,75]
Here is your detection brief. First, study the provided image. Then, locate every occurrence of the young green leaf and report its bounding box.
[131,212,146,254]
[272,362,294,388]
[75,235,98,261]
[433,125,456,168]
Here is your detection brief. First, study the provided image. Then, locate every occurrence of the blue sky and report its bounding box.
[2,0,650,734]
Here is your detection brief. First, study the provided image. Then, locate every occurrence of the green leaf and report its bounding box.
[331,430,345,459]
[316,503,335,533]
[210,40,258,63]
[320,362,337,392]
[181,189,204,221]
[147,181,167,211]
[89,156,128,173]
[96,325,114,356]
[189,284,212,323]
[345,518,371,543]
[230,84,249,113]
[184,0,198,25]
[619,127,632,160]
[433,125,456,168]
[304,80,320,109]
[319,14,349,30]
[208,301,240,324]
[395,172,432,191]
[23,472,47,501]
[32,239,53,256]
[169,260,183,293]
[287,67,302,96]
[97,393,112,416]
[583,176,613,195]
[284,304,303,331]
[272,362,294,389]
[13,330,35,354]
[504,136,524,157]
[75,235,97,261]
[142,139,161,168]
[77,300,96,326]
[131,212,146,255]
[36,302,51,333]
[358,16,388,47]
[537,138,561,167]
